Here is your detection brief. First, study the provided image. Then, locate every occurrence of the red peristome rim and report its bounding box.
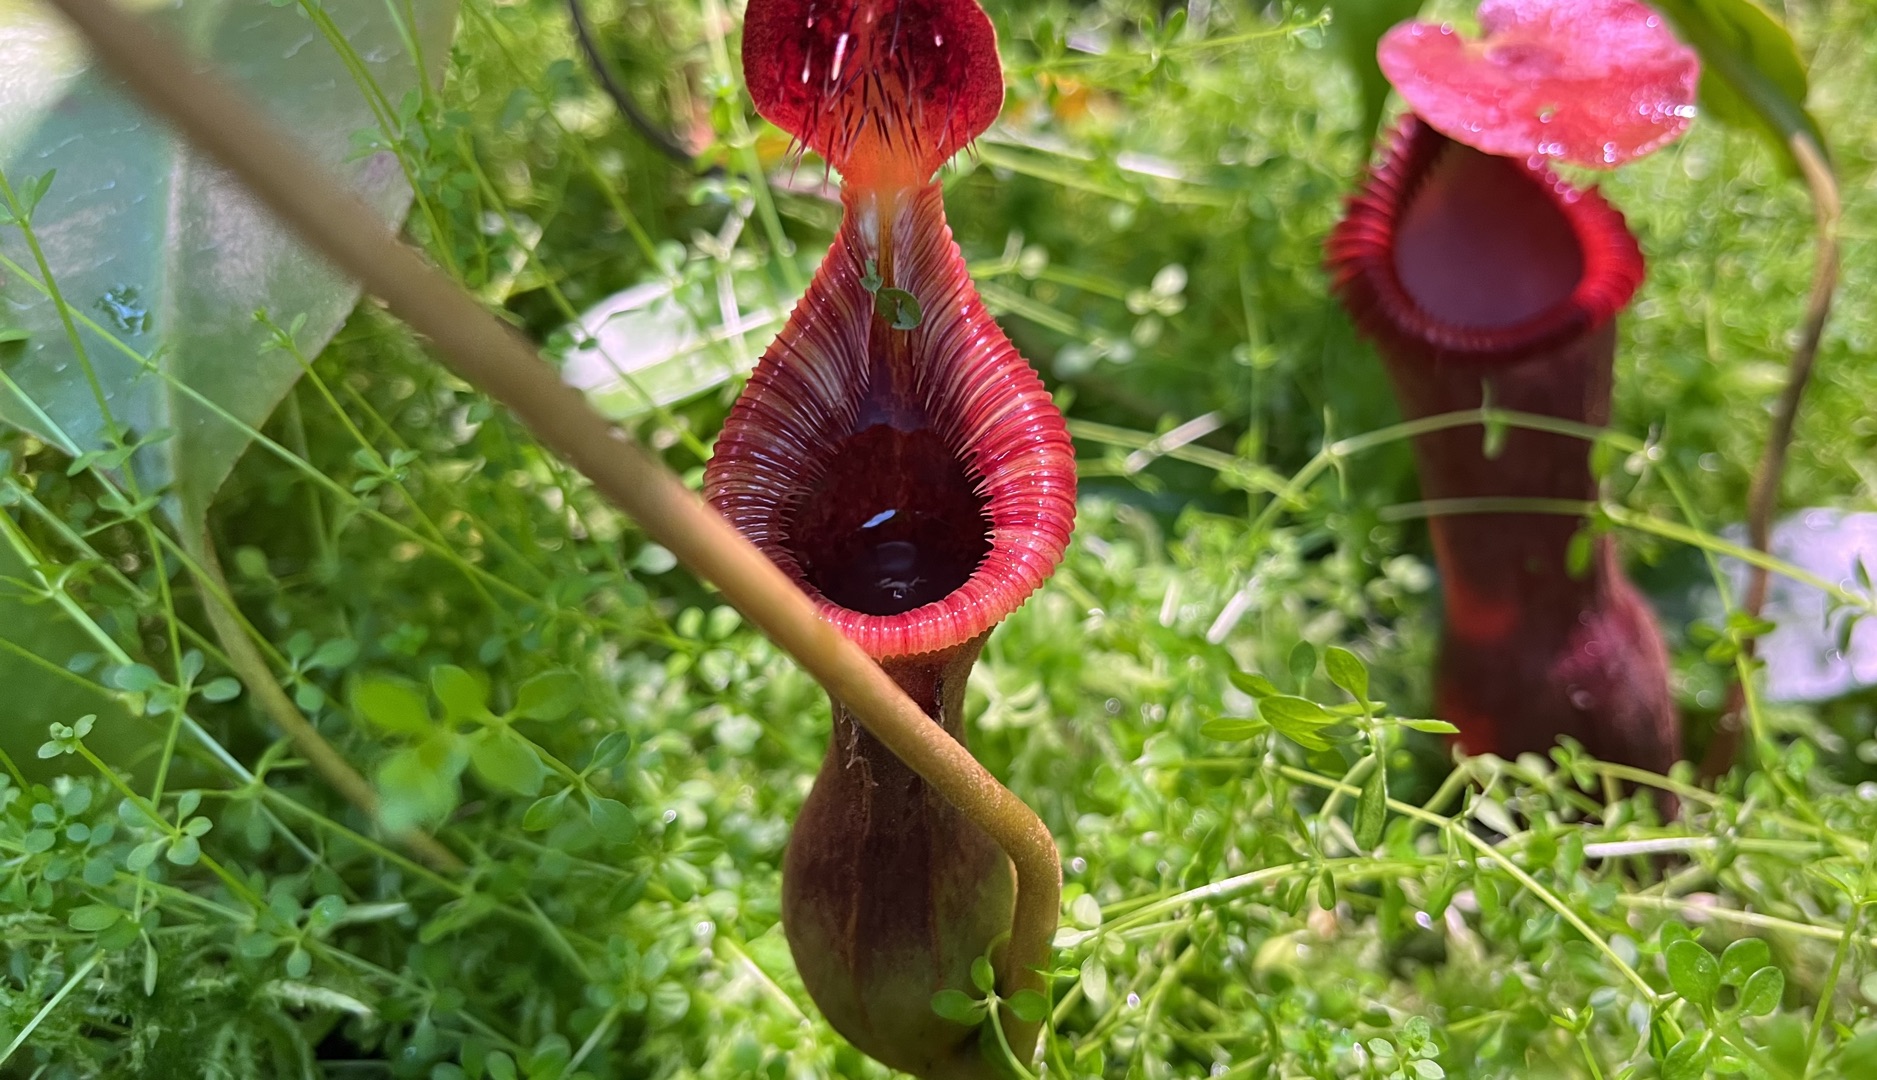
[743,0,1005,183]
[1326,115,1644,367]
[705,183,1075,659]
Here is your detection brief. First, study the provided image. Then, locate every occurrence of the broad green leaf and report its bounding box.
[467,727,546,796]
[522,787,573,832]
[1719,937,1771,985]
[513,670,583,722]
[374,741,461,833]
[0,527,139,779]
[1661,1034,1710,1080]
[586,731,635,772]
[166,834,201,866]
[126,839,164,872]
[1286,641,1317,689]
[485,1052,519,1080]
[1199,716,1267,741]
[1665,939,1720,1009]
[584,794,637,840]
[1080,956,1110,1011]
[352,676,431,736]
[111,663,162,693]
[929,989,985,1025]
[431,664,488,721]
[1227,670,1279,698]
[1259,695,1336,751]
[1355,758,1387,850]
[200,676,241,703]
[970,955,995,995]
[1739,966,1783,1016]
[307,638,361,671]
[1839,1031,1877,1076]
[67,903,121,932]
[0,0,458,526]
[1007,989,1049,1024]
[1327,0,1423,142]
[1324,645,1370,706]
[1652,0,1824,168]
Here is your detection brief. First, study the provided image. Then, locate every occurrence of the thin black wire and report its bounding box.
[566,0,700,169]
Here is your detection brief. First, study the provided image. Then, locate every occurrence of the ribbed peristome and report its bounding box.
[1326,116,1645,367]
[704,183,1075,659]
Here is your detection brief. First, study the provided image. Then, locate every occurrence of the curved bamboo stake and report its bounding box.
[42,0,1059,1060]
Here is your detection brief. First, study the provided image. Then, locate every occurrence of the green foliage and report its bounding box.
[1327,0,1424,141]
[2,0,1877,1077]
[0,0,458,527]
[1652,0,1824,166]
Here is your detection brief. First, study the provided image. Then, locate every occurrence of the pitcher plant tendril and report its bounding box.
[1328,0,1699,779]
[709,0,1074,1074]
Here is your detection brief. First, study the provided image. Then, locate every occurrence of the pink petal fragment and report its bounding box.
[1378,0,1699,168]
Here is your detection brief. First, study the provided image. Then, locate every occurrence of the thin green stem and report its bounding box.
[1274,763,1660,1006]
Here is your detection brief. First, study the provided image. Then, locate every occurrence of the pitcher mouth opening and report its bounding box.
[788,423,991,617]
[705,185,1074,659]
[1327,117,1645,367]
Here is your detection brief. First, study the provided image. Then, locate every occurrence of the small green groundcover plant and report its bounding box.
[3,0,1877,1077]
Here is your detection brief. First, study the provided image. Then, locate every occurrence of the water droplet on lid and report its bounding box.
[830,33,850,80]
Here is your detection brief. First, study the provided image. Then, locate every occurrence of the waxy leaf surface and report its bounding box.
[0,0,457,526]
